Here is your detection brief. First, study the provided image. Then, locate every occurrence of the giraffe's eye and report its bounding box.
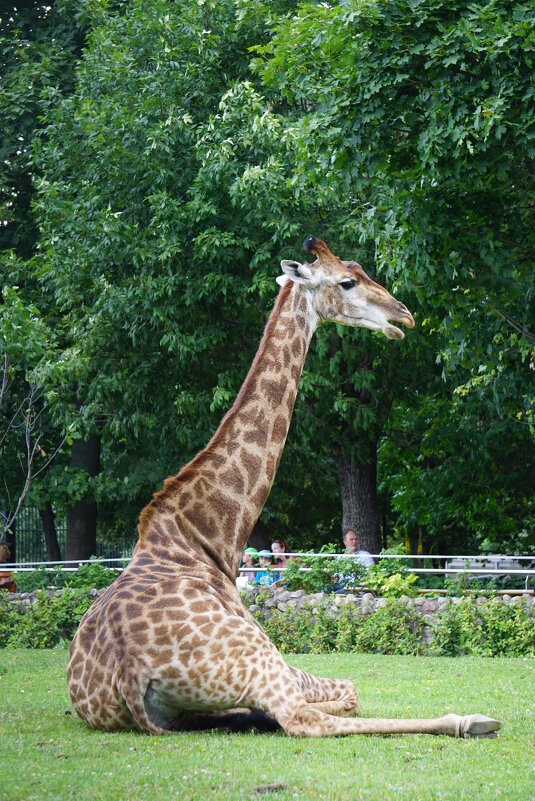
[339,279,356,291]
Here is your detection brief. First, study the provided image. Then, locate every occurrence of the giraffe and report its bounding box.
[67,236,500,739]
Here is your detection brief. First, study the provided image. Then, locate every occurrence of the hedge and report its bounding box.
[2,585,535,656]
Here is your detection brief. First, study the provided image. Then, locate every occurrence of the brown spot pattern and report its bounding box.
[68,263,416,738]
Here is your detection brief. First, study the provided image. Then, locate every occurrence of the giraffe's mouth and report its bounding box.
[382,309,415,340]
[382,324,406,340]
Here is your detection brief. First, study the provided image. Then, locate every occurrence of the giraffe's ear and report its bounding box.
[280,260,314,285]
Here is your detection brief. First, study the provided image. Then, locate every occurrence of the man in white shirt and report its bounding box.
[333,529,375,592]
[343,529,375,568]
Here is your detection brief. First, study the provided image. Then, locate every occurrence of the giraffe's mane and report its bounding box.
[138,279,294,543]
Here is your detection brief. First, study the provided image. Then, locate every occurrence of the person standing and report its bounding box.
[237,547,259,589]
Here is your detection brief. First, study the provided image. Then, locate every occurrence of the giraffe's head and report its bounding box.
[278,236,415,339]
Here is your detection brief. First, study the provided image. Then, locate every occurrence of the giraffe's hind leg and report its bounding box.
[116,665,167,734]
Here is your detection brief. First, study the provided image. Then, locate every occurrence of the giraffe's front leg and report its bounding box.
[251,656,500,738]
[266,695,500,739]
[285,708,501,738]
[288,666,360,717]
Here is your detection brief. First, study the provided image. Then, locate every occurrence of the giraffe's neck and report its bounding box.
[138,280,318,580]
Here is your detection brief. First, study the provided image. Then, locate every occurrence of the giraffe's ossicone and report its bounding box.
[67,237,500,739]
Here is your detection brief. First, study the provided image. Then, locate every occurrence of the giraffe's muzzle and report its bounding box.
[383,304,416,340]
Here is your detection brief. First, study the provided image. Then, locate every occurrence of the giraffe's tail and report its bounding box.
[115,666,166,735]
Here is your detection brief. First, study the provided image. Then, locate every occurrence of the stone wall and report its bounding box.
[6,582,535,651]
[6,583,535,619]
[242,582,535,618]
[241,583,535,648]
[4,587,104,609]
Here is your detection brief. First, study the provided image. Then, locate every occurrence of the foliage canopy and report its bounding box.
[1,0,533,555]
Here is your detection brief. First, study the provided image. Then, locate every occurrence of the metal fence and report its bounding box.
[4,549,535,593]
[237,552,535,592]
[2,506,135,563]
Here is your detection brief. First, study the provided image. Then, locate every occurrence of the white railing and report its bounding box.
[1,557,131,572]
[3,552,535,581]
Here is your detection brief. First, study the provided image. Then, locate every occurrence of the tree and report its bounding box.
[0,0,93,258]
[380,372,535,554]
[254,0,535,551]
[10,0,533,559]
[0,281,69,556]
[31,0,325,555]
[1,0,104,559]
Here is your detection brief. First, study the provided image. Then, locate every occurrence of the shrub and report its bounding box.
[253,599,334,654]
[0,594,22,647]
[363,548,419,598]
[432,597,535,657]
[66,562,120,589]
[281,545,418,596]
[444,571,490,597]
[0,589,93,648]
[13,566,69,593]
[250,595,535,657]
[253,598,425,655]
[333,603,360,652]
[2,581,534,657]
[351,600,425,655]
[282,544,366,594]
[364,570,418,598]
[14,561,119,593]
[329,600,425,655]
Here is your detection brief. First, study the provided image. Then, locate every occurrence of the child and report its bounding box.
[255,549,278,586]
[237,547,259,589]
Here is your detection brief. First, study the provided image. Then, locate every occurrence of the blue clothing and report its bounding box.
[255,570,278,586]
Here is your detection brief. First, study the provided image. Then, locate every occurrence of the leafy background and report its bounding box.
[1,0,533,557]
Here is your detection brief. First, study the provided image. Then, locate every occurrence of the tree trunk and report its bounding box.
[382,512,388,551]
[246,520,271,553]
[39,504,62,562]
[337,443,381,555]
[65,435,100,562]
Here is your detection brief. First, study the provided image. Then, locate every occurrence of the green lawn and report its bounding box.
[1,650,534,801]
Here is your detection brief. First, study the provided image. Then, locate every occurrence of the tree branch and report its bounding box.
[485,301,535,343]
[0,381,67,543]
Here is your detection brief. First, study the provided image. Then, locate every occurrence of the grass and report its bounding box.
[1,650,534,801]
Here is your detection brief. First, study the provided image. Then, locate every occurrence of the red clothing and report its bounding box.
[0,572,16,592]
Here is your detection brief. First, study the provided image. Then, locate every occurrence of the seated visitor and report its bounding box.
[0,544,16,592]
[271,539,292,570]
[334,529,375,592]
[237,547,259,589]
[255,549,278,586]
[343,529,375,568]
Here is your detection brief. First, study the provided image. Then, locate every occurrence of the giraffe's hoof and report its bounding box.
[460,714,501,739]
